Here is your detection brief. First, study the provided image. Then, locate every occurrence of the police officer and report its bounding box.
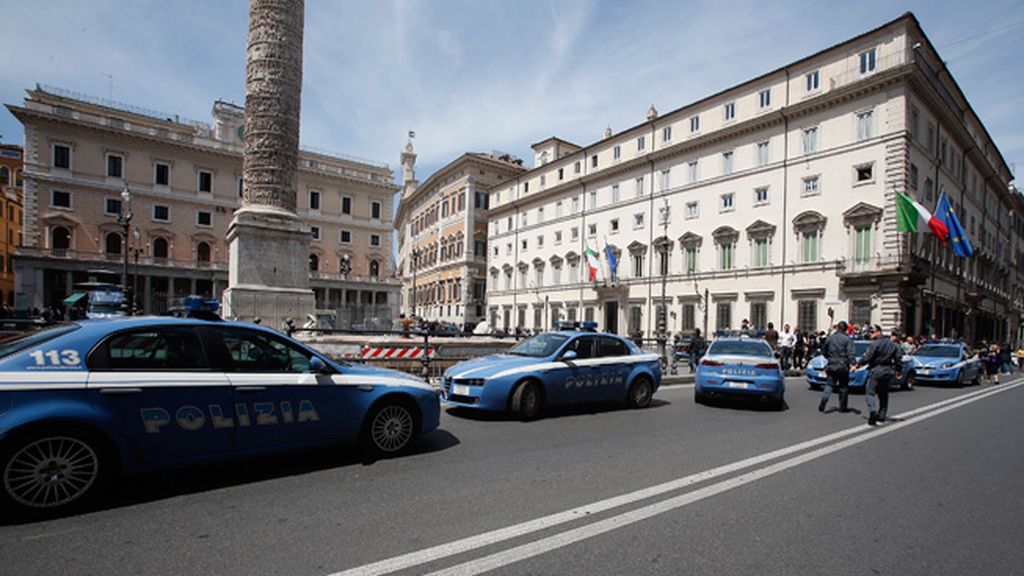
[819,321,855,413]
[858,324,903,426]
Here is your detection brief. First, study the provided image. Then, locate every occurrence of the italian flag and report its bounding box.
[896,190,948,241]
[584,246,600,281]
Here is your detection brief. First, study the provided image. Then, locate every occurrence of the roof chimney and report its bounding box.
[646,104,658,121]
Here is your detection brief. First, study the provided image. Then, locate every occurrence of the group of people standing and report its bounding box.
[760,322,824,371]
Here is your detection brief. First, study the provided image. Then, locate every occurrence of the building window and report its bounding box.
[720,193,734,211]
[806,70,819,92]
[309,190,321,211]
[802,176,820,196]
[802,127,817,154]
[855,163,874,183]
[751,301,767,331]
[798,300,818,332]
[368,234,381,248]
[610,218,620,233]
[716,302,732,330]
[536,235,544,249]
[686,201,699,219]
[152,237,169,259]
[753,238,769,267]
[634,213,645,229]
[104,197,122,215]
[856,110,874,141]
[575,161,581,174]
[106,154,123,178]
[719,243,734,270]
[854,225,872,263]
[589,190,597,209]
[338,196,350,215]
[369,260,380,278]
[637,136,645,150]
[537,207,544,222]
[571,196,580,214]
[557,168,564,181]
[910,164,919,190]
[237,177,243,197]
[521,239,528,251]
[554,231,562,244]
[196,211,212,227]
[910,106,919,140]
[53,144,71,169]
[198,170,213,193]
[635,176,645,197]
[756,141,770,166]
[754,187,769,205]
[588,223,597,237]
[724,102,735,121]
[591,155,598,168]
[859,48,876,75]
[722,151,733,175]
[759,89,771,109]
[371,201,382,220]
[311,226,320,240]
[613,145,621,160]
[569,262,578,284]
[105,232,122,255]
[153,205,170,221]
[685,246,698,273]
[571,227,579,240]
[690,116,700,133]
[51,227,71,253]
[658,249,670,276]
[802,231,819,263]
[687,161,698,184]
[659,170,670,191]
[662,126,672,142]
[611,184,620,203]
[50,189,72,207]
[155,163,170,186]
[632,253,644,278]
[340,230,351,243]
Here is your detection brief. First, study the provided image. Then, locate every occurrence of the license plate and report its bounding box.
[452,384,471,396]
[918,369,930,375]
[726,381,750,389]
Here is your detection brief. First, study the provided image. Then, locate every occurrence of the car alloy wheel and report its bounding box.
[627,377,653,409]
[370,404,415,454]
[512,382,542,421]
[4,435,100,510]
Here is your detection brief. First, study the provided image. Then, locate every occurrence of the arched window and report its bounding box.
[105,232,122,255]
[369,259,380,278]
[51,227,71,252]
[196,241,211,262]
[152,237,169,259]
[309,253,319,271]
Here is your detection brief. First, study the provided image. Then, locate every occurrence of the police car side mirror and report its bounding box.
[561,350,578,362]
[309,356,331,374]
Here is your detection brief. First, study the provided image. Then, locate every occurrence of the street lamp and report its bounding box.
[657,198,670,366]
[411,248,420,318]
[117,186,133,315]
[132,227,141,313]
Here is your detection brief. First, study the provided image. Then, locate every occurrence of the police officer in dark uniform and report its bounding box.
[819,321,856,413]
[857,324,903,426]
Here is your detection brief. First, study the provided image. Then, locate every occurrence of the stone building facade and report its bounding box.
[395,141,525,329]
[485,13,1022,343]
[8,85,400,322]
[0,143,24,307]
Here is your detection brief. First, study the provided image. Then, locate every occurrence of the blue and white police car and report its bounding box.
[806,340,914,390]
[694,338,785,409]
[0,313,440,516]
[906,343,981,387]
[441,326,661,420]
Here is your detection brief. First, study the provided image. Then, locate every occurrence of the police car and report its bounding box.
[906,343,981,387]
[694,338,785,409]
[0,312,440,516]
[441,324,661,420]
[806,340,913,391]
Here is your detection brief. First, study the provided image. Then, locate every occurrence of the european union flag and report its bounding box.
[935,190,973,257]
[604,242,619,280]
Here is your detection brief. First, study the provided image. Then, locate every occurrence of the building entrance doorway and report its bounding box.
[604,301,619,334]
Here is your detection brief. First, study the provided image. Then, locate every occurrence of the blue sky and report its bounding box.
[2,0,1022,187]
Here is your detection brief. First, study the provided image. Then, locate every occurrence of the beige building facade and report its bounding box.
[395,141,525,328]
[8,85,400,323]
[486,13,1022,343]
[0,143,24,307]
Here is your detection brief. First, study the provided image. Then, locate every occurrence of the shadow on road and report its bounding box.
[445,399,671,422]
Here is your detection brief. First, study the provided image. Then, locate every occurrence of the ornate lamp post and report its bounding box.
[657,198,670,367]
[132,227,141,313]
[117,186,133,314]
[411,248,420,317]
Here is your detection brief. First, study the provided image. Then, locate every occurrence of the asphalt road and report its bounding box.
[1,374,1022,576]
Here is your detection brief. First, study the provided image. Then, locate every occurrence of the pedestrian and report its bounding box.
[779,324,795,370]
[901,335,916,357]
[765,322,779,352]
[858,324,903,426]
[689,328,706,373]
[819,320,856,413]
[998,343,1013,375]
[984,344,1001,384]
[1015,344,1024,372]
[794,330,806,370]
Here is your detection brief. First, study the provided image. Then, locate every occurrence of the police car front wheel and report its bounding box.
[1,431,108,516]
[363,401,417,456]
[626,376,654,409]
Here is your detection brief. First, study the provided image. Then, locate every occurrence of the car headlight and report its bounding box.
[455,378,486,387]
[941,363,955,369]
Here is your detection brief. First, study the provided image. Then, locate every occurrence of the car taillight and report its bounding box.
[755,363,780,370]
[701,359,723,367]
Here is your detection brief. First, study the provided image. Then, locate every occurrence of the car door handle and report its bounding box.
[99,387,142,395]
[236,386,267,393]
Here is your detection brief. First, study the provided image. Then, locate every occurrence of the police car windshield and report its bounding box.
[508,333,569,357]
[0,324,81,359]
[915,345,960,358]
[707,340,772,357]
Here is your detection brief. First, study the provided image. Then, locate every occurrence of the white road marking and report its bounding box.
[656,383,694,391]
[329,381,1015,576]
[427,381,1024,575]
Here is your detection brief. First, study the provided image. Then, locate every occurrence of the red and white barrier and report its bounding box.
[360,346,435,360]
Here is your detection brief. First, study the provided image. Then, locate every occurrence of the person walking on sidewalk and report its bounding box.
[858,325,903,426]
[779,324,795,371]
[819,321,856,413]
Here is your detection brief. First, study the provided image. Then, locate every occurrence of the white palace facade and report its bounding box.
[485,13,1023,342]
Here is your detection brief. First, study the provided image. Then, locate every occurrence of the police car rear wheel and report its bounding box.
[366,403,416,455]
[2,434,103,513]
[627,377,653,409]
[511,381,542,421]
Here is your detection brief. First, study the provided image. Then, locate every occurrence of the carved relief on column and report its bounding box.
[243,0,305,213]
